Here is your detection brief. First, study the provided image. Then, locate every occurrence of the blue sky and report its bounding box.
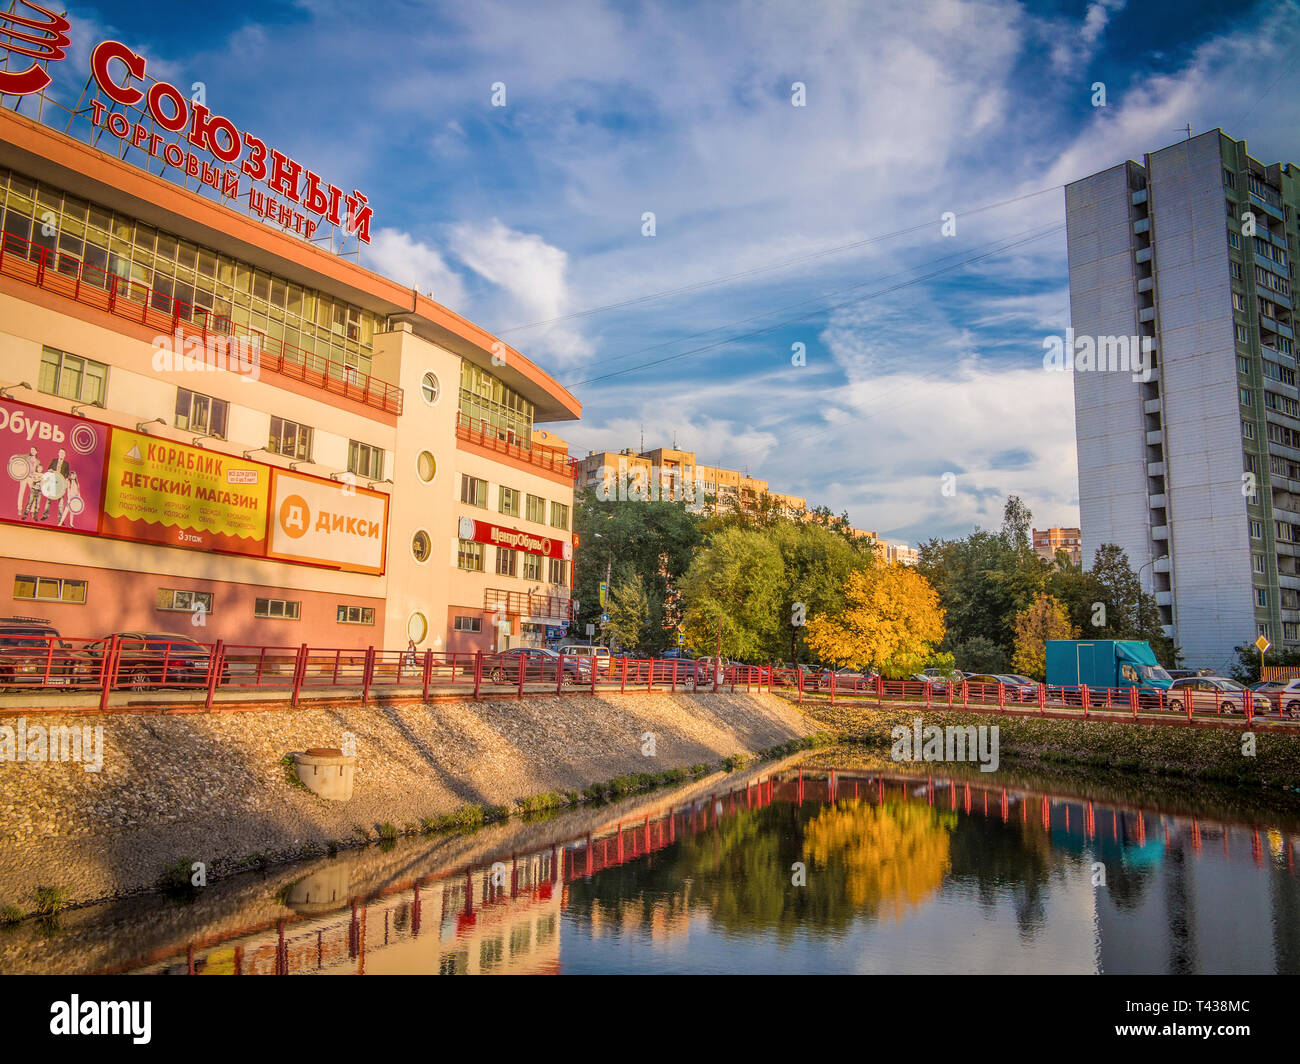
[32,0,1300,545]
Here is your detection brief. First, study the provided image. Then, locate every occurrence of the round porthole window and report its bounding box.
[421,372,440,405]
[411,529,431,563]
[416,450,436,483]
[407,611,428,644]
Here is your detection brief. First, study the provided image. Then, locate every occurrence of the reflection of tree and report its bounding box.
[802,800,954,921]
[566,798,958,938]
[945,811,1055,937]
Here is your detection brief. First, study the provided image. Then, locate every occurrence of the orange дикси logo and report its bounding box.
[0,1,71,97]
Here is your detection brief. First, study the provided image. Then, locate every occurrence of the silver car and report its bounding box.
[1167,676,1270,715]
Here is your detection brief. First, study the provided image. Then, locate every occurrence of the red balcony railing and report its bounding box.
[0,231,403,415]
[456,411,578,480]
[484,588,574,621]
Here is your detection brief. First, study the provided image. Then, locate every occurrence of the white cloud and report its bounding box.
[364,228,468,310]
[449,219,594,364]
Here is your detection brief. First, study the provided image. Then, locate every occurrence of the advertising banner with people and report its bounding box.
[100,429,271,556]
[266,469,389,574]
[1,398,107,535]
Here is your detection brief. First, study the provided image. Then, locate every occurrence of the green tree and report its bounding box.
[680,528,785,661]
[573,488,704,652]
[606,569,651,653]
[950,635,1007,674]
[767,521,873,663]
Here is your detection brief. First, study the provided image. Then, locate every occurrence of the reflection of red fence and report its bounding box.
[0,232,402,414]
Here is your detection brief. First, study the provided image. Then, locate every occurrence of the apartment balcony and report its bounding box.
[484,588,574,622]
[1143,397,1162,414]
[1154,556,1172,573]
[1151,525,1170,540]
[456,412,579,480]
[1146,429,1164,446]
[0,233,404,415]
[1155,591,1173,607]
[1249,192,1286,221]
[1137,276,1154,294]
[1135,247,1153,264]
[1160,624,1174,638]
[1147,461,1166,477]
[1131,189,1148,206]
[1148,492,1167,509]
[1138,306,1156,323]
[1133,217,1150,234]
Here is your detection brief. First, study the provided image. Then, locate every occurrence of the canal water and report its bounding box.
[5,755,1300,974]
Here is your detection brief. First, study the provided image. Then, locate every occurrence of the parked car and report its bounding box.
[1166,676,1271,716]
[0,616,96,691]
[85,632,229,690]
[661,648,693,660]
[486,647,581,684]
[1269,678,1300,718]
[557,643,612,675]
[962,674,1039,701]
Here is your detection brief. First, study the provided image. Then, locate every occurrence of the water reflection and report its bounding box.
[5,764,1300,974]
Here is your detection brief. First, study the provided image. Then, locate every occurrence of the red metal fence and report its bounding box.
[1,634,1294,726]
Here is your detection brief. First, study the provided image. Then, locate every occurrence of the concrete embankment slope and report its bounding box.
[0,691,812,907]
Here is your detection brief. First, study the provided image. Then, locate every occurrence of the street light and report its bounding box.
[135,418,165,434]
[0,381,32,399]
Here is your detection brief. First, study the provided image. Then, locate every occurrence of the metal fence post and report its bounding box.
[473,652,483,699]
[556,653,565,697]
[291,644,308,707]
[362,646,375,703]
[422,649,433,702]
[205,639,225,711]
[98,633,120,712]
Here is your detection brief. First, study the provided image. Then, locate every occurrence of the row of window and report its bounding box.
[455,538,568,582]
[38,348,387,478]
[459,474,570,529]
[1,167,379,377]
[13,576,374,623]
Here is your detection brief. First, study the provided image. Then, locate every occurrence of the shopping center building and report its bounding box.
[0,21,580,654]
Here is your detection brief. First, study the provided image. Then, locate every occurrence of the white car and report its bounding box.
[557,643,611,675]
[1167,676,1271,716]
[1273,679,1300,718]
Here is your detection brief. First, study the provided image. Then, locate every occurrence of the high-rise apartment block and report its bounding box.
[1066,130,1298,667]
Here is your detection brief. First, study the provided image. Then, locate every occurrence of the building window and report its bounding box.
[496,546,518,577]
[421,372,440,405]
[522,553,542,581]
[499,486,520,517]
[1232,291,1246,312]
[1224,169,1236,189]
[416,451,437,483]
[548,558,568,584]
[336,605,375,625]
[38,347,107,405]
[13,574,86,603]
[1238,355,1251,375]
[1236,324,1249,344]
[268,416,313,460]
[348,440,384,480]
[458,362,534,447]
[411,529,432,563]
[1254,554,1266,574]
[526,494,546,523]
[1241,388,1253,407]
[1243,420,1255,440]
[453,616,482,633]
[156,588,213,613]
[550,501,570,530]
[1257,588,1269,608]
[255,597,300,619]
[1228,230,1241,250]
[1285,623,1300,642]
[460,475,488,508]
[175,388,228,439]
[458,539,485,572]
[1252,520,1264,539]
[1231,261,1243,281]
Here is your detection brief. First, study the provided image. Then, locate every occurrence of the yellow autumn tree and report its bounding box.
[802,800,955,921]
[1010,592,1078,680]
[804,563,945,678]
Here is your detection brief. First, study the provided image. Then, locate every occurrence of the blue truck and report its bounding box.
[1045,640,1173,700]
